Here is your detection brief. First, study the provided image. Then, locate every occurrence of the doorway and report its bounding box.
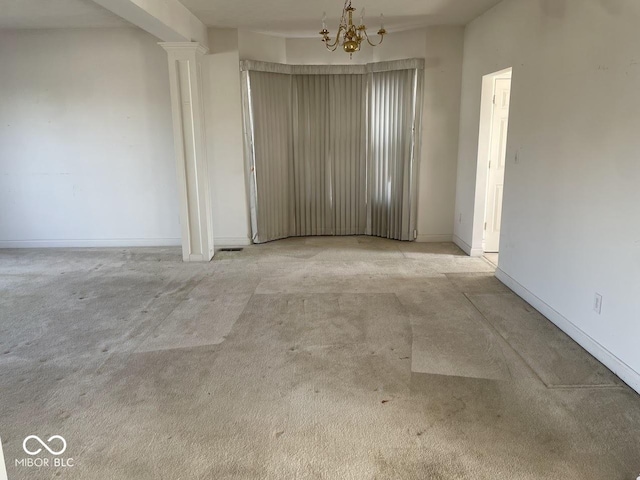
[483,73,512,253]
[469,68,512,261]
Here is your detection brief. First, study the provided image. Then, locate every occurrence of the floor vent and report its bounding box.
[219,247,244,252]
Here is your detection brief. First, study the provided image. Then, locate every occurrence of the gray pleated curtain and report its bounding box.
[243,71,292,242]
[367,68,422,240]
[241,60,423,243]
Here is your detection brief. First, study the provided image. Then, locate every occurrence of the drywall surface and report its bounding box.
[239,30,286,62]
[416,28,463,242]
[0,28,180,247]
[287,28,464,242]
[285,37,374,65]
[208,27,238,54]
[203,49,251,246]
[454,0,640,387]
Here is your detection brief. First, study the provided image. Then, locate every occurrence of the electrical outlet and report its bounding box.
[594,293,603,315]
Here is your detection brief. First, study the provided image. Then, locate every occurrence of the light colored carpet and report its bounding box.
[0,237,638,479]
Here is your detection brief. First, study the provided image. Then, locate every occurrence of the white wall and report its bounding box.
[285,37,374,65]
[287,28,464,241]
[0,27,180,247]
[454,0,640,390]
[416,28,463,242]
[239,30,286,63]
[208,27,238,54]
[205,28,251,246]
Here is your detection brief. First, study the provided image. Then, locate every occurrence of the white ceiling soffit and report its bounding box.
[178,0,505,36]
[0,0,132,29]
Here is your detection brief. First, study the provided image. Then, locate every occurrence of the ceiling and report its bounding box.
[0,0,131,29]
[178,0,505,36]
[0,0,504,34]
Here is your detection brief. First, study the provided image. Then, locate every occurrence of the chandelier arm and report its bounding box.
[324,25,346,49]
[364,29,385,47]
[324,40,340,52]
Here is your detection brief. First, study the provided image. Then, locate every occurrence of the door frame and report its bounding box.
[469,67,512,258]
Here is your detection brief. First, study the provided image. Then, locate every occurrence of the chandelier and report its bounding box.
[319,0,386,56]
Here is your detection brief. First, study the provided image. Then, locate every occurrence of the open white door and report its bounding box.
[483,77,511,253]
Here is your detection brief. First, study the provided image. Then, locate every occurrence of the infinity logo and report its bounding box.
[22,436,67,456]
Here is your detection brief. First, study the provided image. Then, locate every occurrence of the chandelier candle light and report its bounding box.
[320,0,386,57]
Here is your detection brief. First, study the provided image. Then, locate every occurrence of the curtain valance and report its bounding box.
[239,58,425,75]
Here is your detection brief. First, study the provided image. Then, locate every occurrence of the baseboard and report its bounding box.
[416,234,453,243]
[495,267,640,394]
[0,238,181,248]
[453,235,483,257]
[214,237,252,247]
[0,237,253,249]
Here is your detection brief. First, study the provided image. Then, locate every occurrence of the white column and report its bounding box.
[160,42,214,262]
